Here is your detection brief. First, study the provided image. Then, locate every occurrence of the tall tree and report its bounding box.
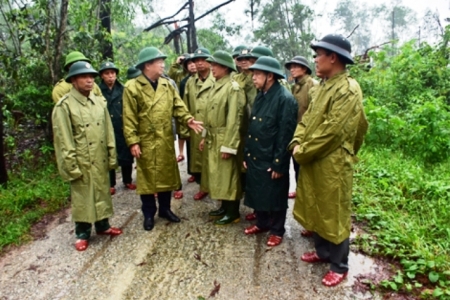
[253,0,315,62]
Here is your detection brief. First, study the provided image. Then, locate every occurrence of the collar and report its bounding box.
[70,87,95,105]
[322,70,347,90]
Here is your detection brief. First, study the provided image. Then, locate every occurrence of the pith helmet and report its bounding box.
[311,34,354,64]
[65,61,98,82]
[248,56,284,79]
[238,46,274,61]
[193,47,211,59]
[136,47,167,68]
[232,45,247,58]
[99,61,119,74]
[126,67,141,79]
[64,51,91,70]
[206,51,236,72]
[284,56,312,74]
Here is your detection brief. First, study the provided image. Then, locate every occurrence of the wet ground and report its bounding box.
[0,146,381,300]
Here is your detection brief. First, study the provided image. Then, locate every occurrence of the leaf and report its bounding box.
[429,271,439,283]
[432,288,444,297]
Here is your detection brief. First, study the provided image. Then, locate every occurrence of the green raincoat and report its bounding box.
[52,88,117,223]
[122,75,193,195]
[100,81,134,165]
[52,79,103,103]
[233,72,257,111]
[167,62,188,90]
[201,75,245,200]
[291,75,318,122]
[288,71,368,245]
[182,72,215,173]
[244,81,298,211]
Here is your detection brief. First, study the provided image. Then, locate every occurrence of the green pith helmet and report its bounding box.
[64,51,91,70]
[192,47,211,59]
[206,51,236,72]
[232,45,247,58]
[136,47,167,68]
[126,67,141,79]
[99,61,119,74]
[284,56,312,75]
[238,46,274,61]
[248,56,284,79]
[65,61,99,82]
[311,34,354,64]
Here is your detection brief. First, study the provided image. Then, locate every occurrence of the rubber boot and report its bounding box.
[214,200,240,225]
[209,201,226,217]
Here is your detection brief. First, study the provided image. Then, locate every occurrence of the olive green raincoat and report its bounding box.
[167,63,188,90]
[244,81,298,211]
[52,79,103,103]
[182,72,215,173]
[291,75,318,122]
[122,75,193,195]
[288,71,368,245]
[201,75,245,200]
[233,72,257,111]
[52,88,117,223]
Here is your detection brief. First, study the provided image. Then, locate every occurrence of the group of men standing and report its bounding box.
[51,32,368,287]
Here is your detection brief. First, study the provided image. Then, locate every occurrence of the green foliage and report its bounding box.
[0,161,69,251]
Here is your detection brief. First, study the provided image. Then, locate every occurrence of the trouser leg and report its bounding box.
[313,233,349,274]
[293,158,300,181]
[269,209,287,237]
[109,169,116,187]
[255,210,271,230]
[240,172,247,191]
[186,140,192,175]
[94,218,111,232]
[75,222,92,240]
[121,165,133,184]
[140,194,157,219]
[157,191,172,211]
[193,172,202,185]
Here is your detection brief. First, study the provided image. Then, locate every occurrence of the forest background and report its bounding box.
[0,0,450,298]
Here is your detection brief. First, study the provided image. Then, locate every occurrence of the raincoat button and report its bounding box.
[111,115,113,118]
[259,118,262,121]
[255,138,258,141]
[247,153,251,157]
[252,116,256,120]
[275,159,279,163]
[253,157,256,160]
[86,124,89,127]
[249,135,251,138]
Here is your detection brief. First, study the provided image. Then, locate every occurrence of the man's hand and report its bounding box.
[130,144,142,158]
[243,161,247,169]
[221,153,231,159]
[267,168,283,179]
[293,144,300,155]
[176,55,185,64]
[187,118,204,134]
[199,138,205,151]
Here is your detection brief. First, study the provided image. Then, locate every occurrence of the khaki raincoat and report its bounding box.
[122,75,193,195]
[52,88,117,223]
[288,71,368,245]
[167,62,188,90]
[182,72,215,173]
[52,79,103,103]
[201,75,245,200]
[244,81,298,211]
[291,75,318,122]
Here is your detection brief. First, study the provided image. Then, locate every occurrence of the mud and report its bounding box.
[0,146,381,300]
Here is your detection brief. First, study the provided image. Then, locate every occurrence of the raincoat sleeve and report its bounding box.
[52,82,66,104]
[171,84,194,127]
[293,86,361,165]
[271,95,298,173]
[52,100,83,181]
[178,84,192,139]
[122,83,140,146]
[220,85,245,155]
[104,105,118,170]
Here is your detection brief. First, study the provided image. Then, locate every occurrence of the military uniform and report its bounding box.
[52,79,103,103]
[52,63,118,241]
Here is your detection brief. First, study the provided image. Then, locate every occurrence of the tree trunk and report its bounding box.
[100,0,113,60]
[52,0,69,84]
[0,94,8,188]
[188,0,197,52]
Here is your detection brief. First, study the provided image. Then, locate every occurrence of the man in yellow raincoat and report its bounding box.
[199,51,245,226]
[52,62,122,252]
[122,47,203,231]
[288,34,368,287]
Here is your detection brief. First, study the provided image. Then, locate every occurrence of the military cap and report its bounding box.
[99,61,119,74]
[64,51,91,70]
[248,56,284,79]
[126,67,141,79]
[136,47,167,68]
[206,51,236,72]
[311,34,354,64]
[192,48,211,59]
[232,45,247,58]
[65,61,98,82]
[284,56,312,74]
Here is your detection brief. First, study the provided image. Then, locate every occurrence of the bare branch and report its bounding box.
[347,24,359,38]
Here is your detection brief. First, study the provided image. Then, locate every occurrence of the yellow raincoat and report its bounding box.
[288,71,368,244]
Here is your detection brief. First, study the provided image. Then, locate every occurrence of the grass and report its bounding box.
[353,147,450,298]
[0,160,69,252]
